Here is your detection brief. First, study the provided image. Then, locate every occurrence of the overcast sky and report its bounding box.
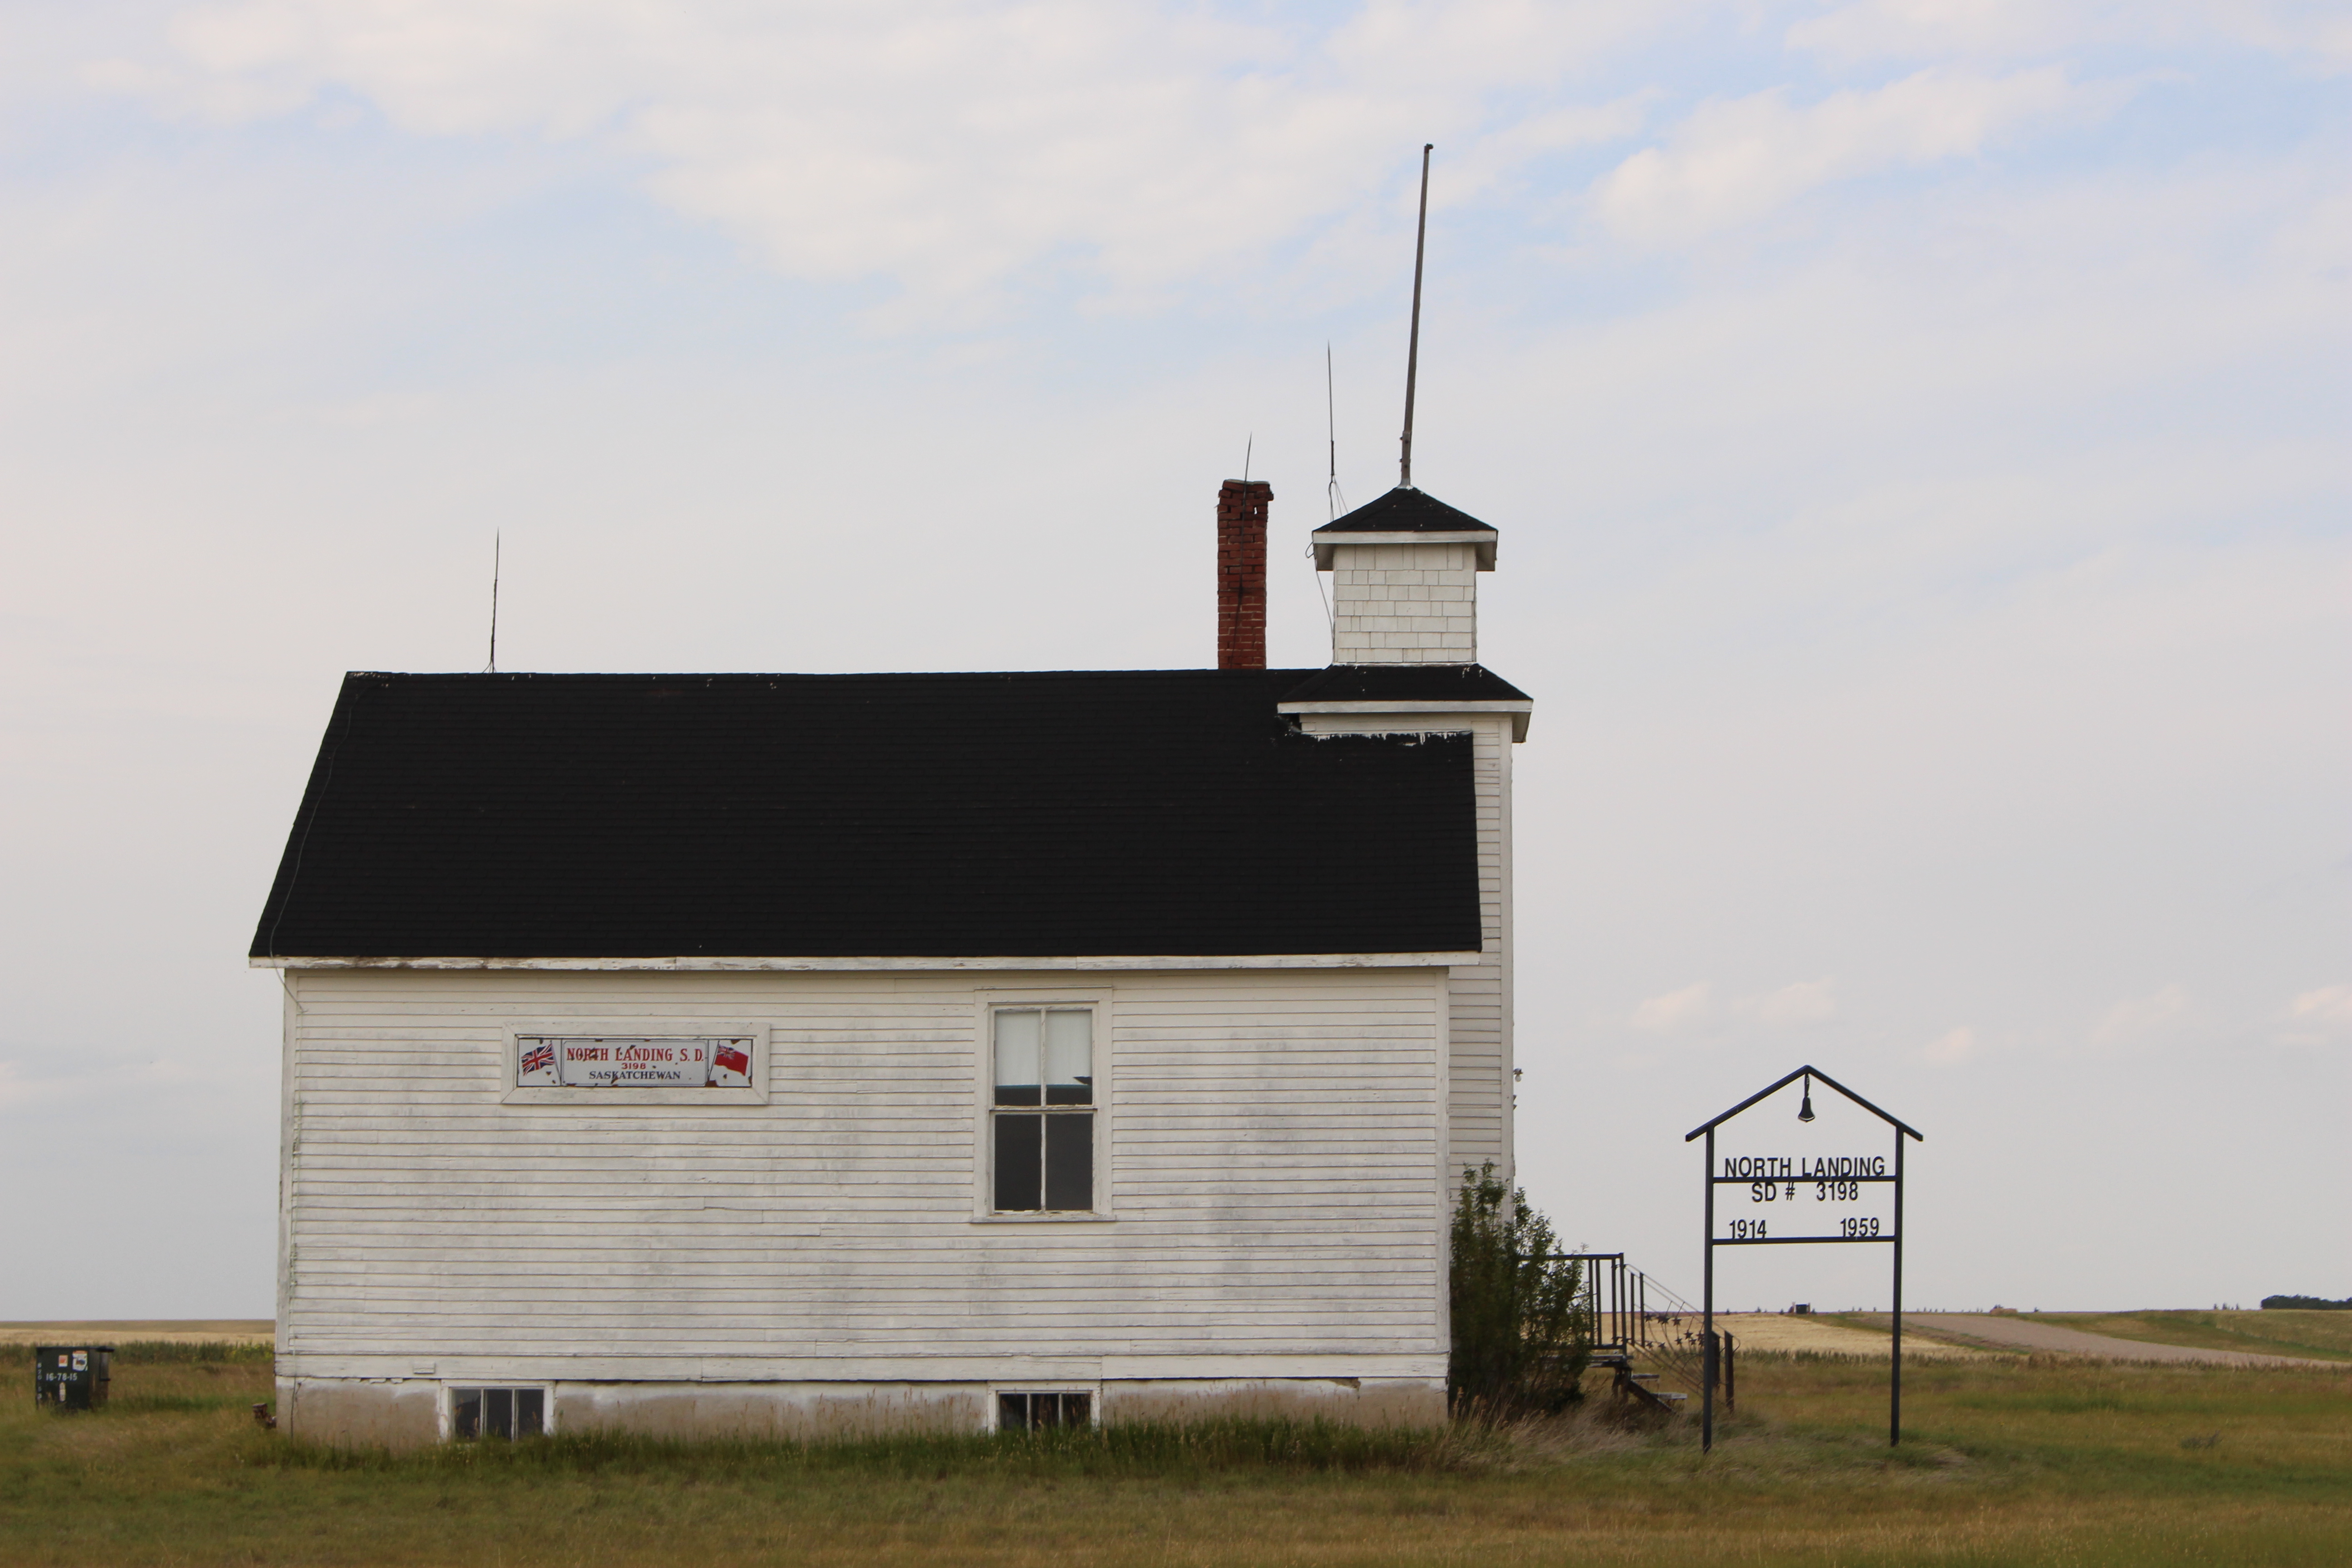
[2,1,2346,1320]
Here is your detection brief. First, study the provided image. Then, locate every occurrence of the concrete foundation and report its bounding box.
[277,1375,1447,1446]
[557,1381,989,1441]
[1100,1377,1443,1427]
[280,1377,442,1450]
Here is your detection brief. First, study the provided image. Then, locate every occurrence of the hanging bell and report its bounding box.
[1798,1083,1816,1123]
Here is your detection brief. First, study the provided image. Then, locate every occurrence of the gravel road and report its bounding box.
[1894,1314,2340,1367]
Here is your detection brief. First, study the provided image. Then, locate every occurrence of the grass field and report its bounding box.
[3,1343,2347,1566]
[2021,1310,2352,1363]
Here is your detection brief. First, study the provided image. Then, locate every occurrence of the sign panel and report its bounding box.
[1711,1152,1897,1243]
[515,1036,755,1089]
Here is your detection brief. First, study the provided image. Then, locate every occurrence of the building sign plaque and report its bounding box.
[515,1036,755,1089]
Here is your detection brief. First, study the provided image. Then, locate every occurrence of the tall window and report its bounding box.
[992,1009,1093,1211]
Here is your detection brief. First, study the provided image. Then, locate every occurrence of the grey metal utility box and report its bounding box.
[33,1345,113,1411]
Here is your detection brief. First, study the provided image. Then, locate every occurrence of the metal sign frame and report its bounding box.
[1685,1064,1923,1452]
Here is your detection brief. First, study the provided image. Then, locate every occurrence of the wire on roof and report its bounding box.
[1312,343,1340,637]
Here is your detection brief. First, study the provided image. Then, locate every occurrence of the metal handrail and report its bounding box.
[1540,1252,1693,1357]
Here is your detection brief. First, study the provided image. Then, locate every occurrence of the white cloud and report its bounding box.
[1790,1,2352,71]
[1628,978,1837,1034]
[1593,66,2115,242]
[1922,1026,1977,1063]
[2090,984,2190,1046]
[1753,978,1839,1026]
[1789,0,2111,63]
[1631,980,1713,1033]
[2280,984,2352,1044]
[106,0,1670,314]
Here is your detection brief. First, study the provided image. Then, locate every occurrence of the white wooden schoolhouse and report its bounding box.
[250,478,1529,1445]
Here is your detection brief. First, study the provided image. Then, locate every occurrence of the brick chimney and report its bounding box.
[1216,479,1271,669]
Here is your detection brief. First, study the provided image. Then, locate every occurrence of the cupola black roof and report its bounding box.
[1311,486,1496,537]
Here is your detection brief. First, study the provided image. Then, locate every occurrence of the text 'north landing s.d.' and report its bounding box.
[514,1035,755,1089]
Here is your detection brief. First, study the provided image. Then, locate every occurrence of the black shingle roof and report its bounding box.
[1279,664,1529,704]
[1312,487,1496,536]
[250,670,1483,960]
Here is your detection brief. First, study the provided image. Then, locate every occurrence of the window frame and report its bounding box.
[500,1020,770,1106]
[971,990,1112,1222]
[991,1386,1100,1432]
[441,1383,554,1441]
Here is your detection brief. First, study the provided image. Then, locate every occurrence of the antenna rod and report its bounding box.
[1327,343,1339,521]
[487,531,500,674]
[1400,142,1432,490]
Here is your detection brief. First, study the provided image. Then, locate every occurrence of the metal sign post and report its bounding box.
[1686,1065,1922,1452]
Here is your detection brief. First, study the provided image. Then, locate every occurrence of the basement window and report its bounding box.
[451,1387,545,1441]
[991,1009,1094,1212]
[999,1392,1092,1431]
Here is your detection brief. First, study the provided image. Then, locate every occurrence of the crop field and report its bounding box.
[2,1343,2348,1566]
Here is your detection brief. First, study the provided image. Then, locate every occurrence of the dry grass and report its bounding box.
[2,1344,2348,1565]
[0,1322,273,1347]
[1703,1311,1989,1359]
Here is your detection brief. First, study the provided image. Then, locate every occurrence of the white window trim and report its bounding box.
[988,1383,1102,1431]
[971,989,1113,1222]
[439,1382,555,1441]
[499,1020,771,1106]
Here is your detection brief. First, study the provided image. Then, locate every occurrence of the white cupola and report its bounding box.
[1311,487,1498,665]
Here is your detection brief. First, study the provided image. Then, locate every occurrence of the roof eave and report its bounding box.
[252,951,1485,973]
[1312,530,1497,570]
[1277,698,1532,742]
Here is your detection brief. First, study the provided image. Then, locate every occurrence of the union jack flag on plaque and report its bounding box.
[519,1042,556,1078]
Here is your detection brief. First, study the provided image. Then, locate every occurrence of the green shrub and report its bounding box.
[1447,1162,1590,1417]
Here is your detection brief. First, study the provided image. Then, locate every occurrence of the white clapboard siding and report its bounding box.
[281,966,1447,1375]
[1296,711,1516,1185]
